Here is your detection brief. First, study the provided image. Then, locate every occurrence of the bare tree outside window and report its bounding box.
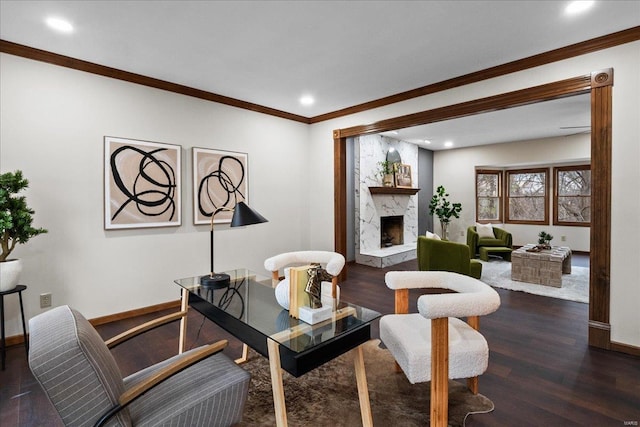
[476,171,502,222]
[555,165,591,226]
[506,168,549,224]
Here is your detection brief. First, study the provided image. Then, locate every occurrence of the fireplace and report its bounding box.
[380,215,404,247]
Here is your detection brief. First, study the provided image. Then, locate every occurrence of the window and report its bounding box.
[505,168,549,224]
[554,165,591,226]
[476,170,502,223]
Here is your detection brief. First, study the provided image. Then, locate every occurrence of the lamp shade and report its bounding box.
[230,201,268,227]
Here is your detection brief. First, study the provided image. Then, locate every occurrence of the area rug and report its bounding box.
[479,259,589,303]
[238,339,494,426]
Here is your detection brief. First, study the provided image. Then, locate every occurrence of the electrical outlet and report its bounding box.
[460,230,464,237]
[40,293,52,308]
[561,235,566,242]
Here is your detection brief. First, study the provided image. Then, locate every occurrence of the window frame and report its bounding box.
[505,167,549,225]
[475,169,503,223]
[553,164,591,227]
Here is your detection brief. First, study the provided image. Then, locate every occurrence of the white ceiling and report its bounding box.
[1,1,638,147]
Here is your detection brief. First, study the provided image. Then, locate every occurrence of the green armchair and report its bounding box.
[467,226,513,258]
[417,236,482,279]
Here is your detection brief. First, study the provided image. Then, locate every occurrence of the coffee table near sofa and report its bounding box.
[175,269,380,427]
[511,244,572,287]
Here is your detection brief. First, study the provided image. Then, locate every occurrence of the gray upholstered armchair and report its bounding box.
[28,305,250,427]
[467,225,513,258]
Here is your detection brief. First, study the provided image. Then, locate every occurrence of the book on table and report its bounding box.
[288,265,311,319]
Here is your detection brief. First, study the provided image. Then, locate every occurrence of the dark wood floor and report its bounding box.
[2,255,639,426]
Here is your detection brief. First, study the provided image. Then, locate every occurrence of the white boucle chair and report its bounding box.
[380,271,500,427]
[264,250,345,300]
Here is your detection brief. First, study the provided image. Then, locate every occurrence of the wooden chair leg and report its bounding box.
[467,376,479,394]
[431,318,449,427]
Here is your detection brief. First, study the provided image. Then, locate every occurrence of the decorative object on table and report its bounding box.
[193,147,248,225]
[274,273,340,311]
[200,201,267,287]
[266,251,345,313]
[537,231,554,249]
[378,160,395,187]
[428,185,462,240]
[304,264,324,308]
[289,264,335,324]
[0,171,47,292]
[394,164,413,188]
[104,136,181,229]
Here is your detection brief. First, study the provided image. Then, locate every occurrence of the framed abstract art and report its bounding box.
[104,136,181,229]
[192,147,248,225]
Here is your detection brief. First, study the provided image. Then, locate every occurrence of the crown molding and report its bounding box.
[310,26,639,123]
[0,39,310,124]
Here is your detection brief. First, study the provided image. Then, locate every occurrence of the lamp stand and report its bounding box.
[200,210,231,288]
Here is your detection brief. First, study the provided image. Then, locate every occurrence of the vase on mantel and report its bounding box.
[382,174,394,187]
[440,221,450,241]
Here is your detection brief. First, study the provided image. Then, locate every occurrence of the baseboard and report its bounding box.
[4,300,181,347]
[610,341,640,357]
[89,300,181,326]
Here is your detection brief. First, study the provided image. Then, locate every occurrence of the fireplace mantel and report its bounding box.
[369,186,420,196]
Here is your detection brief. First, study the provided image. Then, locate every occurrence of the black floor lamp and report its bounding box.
[200,201,268,287]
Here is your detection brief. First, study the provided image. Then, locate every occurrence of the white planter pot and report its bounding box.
[0,259,22,292]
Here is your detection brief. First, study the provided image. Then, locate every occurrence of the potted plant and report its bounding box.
[378,160,395,187]
[428,185,462,240]
[538,231,553,249]
[0,170,47,291]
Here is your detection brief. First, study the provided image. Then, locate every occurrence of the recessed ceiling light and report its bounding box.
[299,95,315,106]
[565,1,595,15]
[45,16,74,33]
[423,139,431,145]
[444,141,454,148]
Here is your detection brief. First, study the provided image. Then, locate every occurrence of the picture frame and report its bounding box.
[104,136,181,229]
[395,164,413,188]
[193,147,248,225]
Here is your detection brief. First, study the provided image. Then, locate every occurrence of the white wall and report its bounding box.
[308,41,640,347]
[433,134,591,251]
[0,54,310,335]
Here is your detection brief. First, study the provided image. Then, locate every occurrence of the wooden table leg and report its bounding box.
[353,344,373,427]
[178,288,189,354]
[267,339,288,427]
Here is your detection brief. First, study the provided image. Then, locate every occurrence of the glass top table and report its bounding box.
[174,268,381,376]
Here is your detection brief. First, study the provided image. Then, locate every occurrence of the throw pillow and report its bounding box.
[425,231,441,240]
[476,223,495,238]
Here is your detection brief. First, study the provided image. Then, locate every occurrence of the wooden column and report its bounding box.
[589,68,613,349]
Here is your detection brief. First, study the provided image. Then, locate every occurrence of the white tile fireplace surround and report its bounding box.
[354,135,418,268]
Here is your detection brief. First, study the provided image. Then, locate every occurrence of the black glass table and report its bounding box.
[175,269,380,427]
